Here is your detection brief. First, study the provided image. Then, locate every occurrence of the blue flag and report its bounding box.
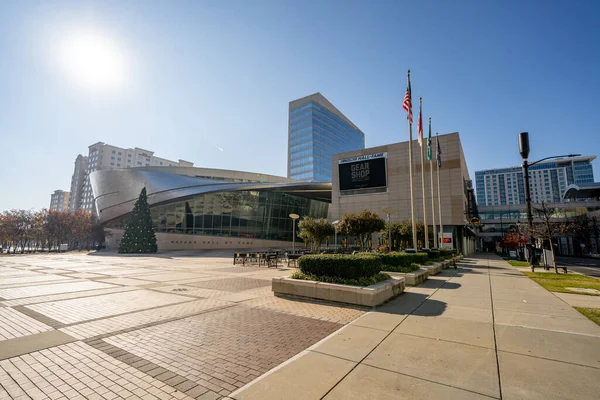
[427,118,432,160]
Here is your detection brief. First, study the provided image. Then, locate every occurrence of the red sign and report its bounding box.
[443,238,452,243]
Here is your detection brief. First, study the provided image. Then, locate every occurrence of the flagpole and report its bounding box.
[419,98,428,248]
[429,118,437,248]
[407,71,417,249]
[436,133,443,248]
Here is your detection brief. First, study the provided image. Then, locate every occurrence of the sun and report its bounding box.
[59,31,127,92]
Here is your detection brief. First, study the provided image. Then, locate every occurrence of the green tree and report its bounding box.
[381,219,425,249]
[298,217,334,251]
[337,210,386,249]
[118,187,157,253]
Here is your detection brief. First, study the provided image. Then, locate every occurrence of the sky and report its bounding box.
[0,0,599,211]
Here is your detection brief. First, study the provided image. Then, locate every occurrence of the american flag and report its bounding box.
[417,98,423,146]
[402,73,412,123]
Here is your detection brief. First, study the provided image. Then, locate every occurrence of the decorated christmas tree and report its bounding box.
[118,187,158,253]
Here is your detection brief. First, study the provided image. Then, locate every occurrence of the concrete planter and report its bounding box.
[420,262,442,276]
[382,268,429,286]
[272,277,405,307]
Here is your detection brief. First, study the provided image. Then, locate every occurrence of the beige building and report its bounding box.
[75,142,194,214]
[331,132,476,254]
[68,154,88,212]
[49,190,70,212]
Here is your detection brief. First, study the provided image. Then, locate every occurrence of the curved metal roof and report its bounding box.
[90,168,332,223]
[563,183,600,199]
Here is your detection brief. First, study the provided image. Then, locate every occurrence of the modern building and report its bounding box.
[49,190,70,212]
[90,166,331,251]
[331,132,477,255]
[68,154,89,212]
[475,156,596,207]
[73,142,194,214]
[477,201,600,255]
[288,93,365,182]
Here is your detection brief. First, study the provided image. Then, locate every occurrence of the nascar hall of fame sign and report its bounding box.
[338,152,387,191]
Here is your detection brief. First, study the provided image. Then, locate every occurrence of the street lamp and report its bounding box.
[382,207,395,251]
[518,132,580,259]
[289,213,300,254]
[332,220,339,251]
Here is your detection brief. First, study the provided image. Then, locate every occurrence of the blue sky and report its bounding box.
[1,0,599,210]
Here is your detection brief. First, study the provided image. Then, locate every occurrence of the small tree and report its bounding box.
[528,202,575,273]
[381,220,425,250]
[119,187,157,253]
[337,210,385,249]
[298,217,334,251]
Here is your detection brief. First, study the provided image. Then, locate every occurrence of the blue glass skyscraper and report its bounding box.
[288,93,365,182]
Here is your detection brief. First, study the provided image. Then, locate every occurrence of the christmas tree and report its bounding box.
[118,187,158,253]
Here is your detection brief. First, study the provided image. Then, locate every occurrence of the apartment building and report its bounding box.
[475,156,596,206]
[49,190,70,212]
[72,142,194,213]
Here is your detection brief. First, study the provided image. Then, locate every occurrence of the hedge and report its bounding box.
[298,254,382,279]
[376,252,429,268]
[439,249,455,259]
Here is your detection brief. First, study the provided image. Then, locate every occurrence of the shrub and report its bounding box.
[382,263,420,273]
[298,254,382,279]
[291,271,391,286]
[426,250,441,260]
[439,249,454,259]
[374,252,429,269]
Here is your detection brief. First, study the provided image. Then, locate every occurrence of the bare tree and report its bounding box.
[528,202,575,273]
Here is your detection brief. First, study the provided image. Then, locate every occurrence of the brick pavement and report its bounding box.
[0,253,366,399]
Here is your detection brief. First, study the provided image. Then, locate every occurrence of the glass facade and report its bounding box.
[289,97,365,182]
[108,190,329,242]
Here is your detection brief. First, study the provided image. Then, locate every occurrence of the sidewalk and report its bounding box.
[230,253,600,400]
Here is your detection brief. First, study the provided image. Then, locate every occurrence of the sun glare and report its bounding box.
[59,32,127,92]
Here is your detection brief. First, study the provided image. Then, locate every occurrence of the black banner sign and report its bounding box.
[339,154,387,191]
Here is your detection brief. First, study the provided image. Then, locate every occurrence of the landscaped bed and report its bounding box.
[272,253,405,306]
[291,271,391,286]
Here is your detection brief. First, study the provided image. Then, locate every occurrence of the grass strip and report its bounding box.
[523,272,600,296]
[574,307,600,326]
[508,260,530,267]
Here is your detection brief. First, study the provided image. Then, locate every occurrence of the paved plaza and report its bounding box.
[232,254,600,400]
[2,253,600,399]
[0,252,366,399]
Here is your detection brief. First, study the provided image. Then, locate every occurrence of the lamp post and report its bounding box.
[332,220,339,251]
[382,207,395,251]
[518,132,580,260]
[289,213,299,254]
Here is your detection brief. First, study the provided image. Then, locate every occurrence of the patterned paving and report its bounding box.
[0,281,115,300]
[0,308,52,340]
[0,275,74,287]
[105,305,343,397]
[188,277,272,292]
[26,290,192,324]
[61,299,234,340]
[0,253,365,399]
[0,342,194,399]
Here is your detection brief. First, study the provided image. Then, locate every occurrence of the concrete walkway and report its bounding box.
[230,253,600,400]
[555,292,600,308]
